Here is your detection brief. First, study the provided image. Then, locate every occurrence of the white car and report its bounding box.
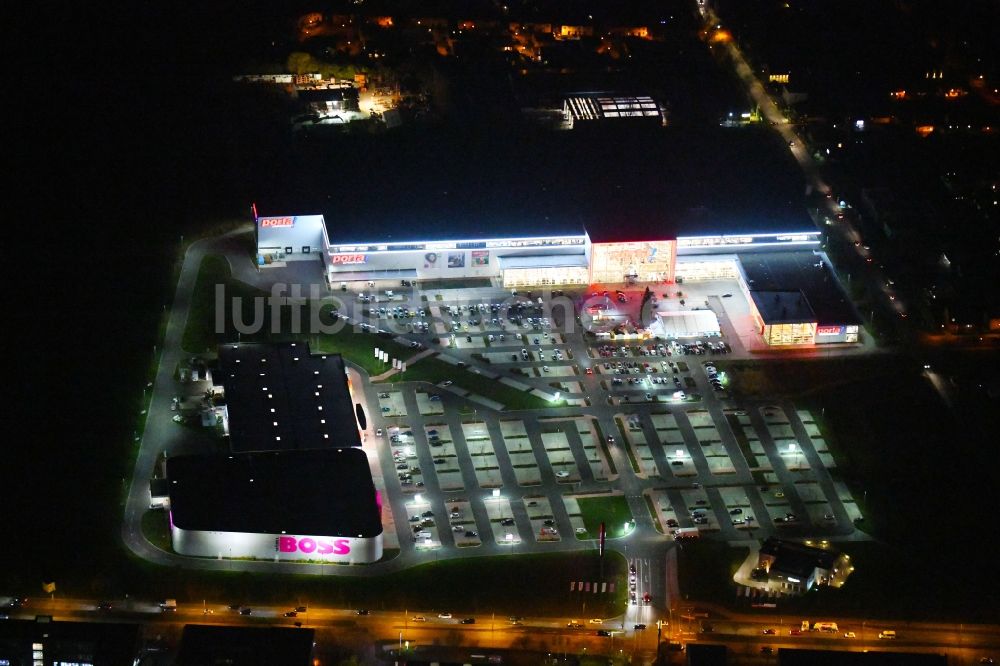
[555,471,570,478]
[438,612,452,619]
[375,428,383,437]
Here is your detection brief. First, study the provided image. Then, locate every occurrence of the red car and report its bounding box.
[585,368,594,375]
[790,629,802,636]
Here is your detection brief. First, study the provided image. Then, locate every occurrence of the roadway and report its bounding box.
[5,596,998,665]
[699,1,910,330]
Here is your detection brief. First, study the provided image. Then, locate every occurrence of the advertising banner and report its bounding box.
[259,216,295,228]
[171,525,382,563]
[471,250,490,266]
[330,254,367,265]
[448,252,466,268]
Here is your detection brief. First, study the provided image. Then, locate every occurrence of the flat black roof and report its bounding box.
[216,343,361,453]
[176,625,316,666]
[260,117,814,249]
[750,290,815,325]
[739,251,861,326]
[686,643,728,666]
[0,618,141,666]
[778,648,946,666]
[321,215,814,246]
[325,214,586,245]
[167,449,382,537]
[297,87,359,103]
[760,538,840,578]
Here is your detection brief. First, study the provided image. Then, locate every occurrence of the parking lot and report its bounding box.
[333,281,863,566]
[158,274,863,575]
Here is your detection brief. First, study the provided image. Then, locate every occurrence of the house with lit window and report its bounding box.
[757,538,851,593]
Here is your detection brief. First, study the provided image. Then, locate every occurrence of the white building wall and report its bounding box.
[326,246,587,283]
[171,521,383,564]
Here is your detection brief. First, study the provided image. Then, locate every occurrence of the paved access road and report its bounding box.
[7,596,998,666]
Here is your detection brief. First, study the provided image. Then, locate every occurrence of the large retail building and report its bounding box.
[166,342,384,563]
[255,211,860,346]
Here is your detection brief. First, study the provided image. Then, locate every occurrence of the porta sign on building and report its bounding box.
[259,216,295,228]
[330,253,367,265]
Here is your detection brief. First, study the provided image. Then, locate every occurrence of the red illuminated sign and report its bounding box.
[259,216,294,228]
[330,254,367,265]
[816,325,844,336]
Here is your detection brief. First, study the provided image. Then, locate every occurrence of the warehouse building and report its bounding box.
[215,342,362,453]
[165,342,382,564]
[167,447,383,563]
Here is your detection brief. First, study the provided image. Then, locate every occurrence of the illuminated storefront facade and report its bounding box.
[747,290,818,346]
[499,254,590,287]
[761,321,818,346]
[675,256,741,281]
[256,214,330,264]
[170,522,383,564]
[324,234,589,285]
[588,240,677,284]
[254,214,859,346]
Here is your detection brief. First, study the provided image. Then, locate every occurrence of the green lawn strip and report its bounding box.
[725,413,759,468]
[183,255,254,353]
[174,551,623,618]
[576,496,634,539]
[141,510,173,552]
[614,418,640,473]
[182,255,420,373]
[591,420,618,475]
[676,540,748,606]
[643,495,664,534]
[397,357,553,410]
[311,329,412,376]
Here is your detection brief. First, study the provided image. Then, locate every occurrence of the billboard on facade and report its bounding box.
[471,250,490,266]
[259,216,295,228]
[171,524,383,563]
[448,252,466,268]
